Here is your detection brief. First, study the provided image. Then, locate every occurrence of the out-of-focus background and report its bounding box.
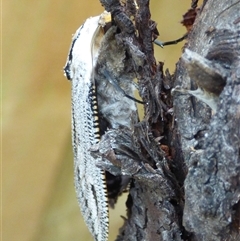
[3,0,191,240]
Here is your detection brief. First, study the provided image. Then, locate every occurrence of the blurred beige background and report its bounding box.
[3,0,190,240]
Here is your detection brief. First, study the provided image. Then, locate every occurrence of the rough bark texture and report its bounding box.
[97,0,240,240]
[174,1,240,240]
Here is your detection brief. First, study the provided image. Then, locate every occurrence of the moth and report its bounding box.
[64,12,138,241]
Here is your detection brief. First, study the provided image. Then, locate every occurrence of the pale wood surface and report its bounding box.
[3,0,189,240]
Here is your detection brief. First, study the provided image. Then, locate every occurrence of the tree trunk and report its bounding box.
[98,0,240,240]
[173,1,240,240]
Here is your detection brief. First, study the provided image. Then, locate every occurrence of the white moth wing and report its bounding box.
[64,15,109,241]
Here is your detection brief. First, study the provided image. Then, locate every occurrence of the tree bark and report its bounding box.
[173,1,240,240]
[98,0,240,240]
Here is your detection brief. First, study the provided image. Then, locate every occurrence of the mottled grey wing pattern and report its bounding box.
[64,16,109,241]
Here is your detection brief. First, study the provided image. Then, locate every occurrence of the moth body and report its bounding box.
[64,12,138,241]
[64,15,109,241]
